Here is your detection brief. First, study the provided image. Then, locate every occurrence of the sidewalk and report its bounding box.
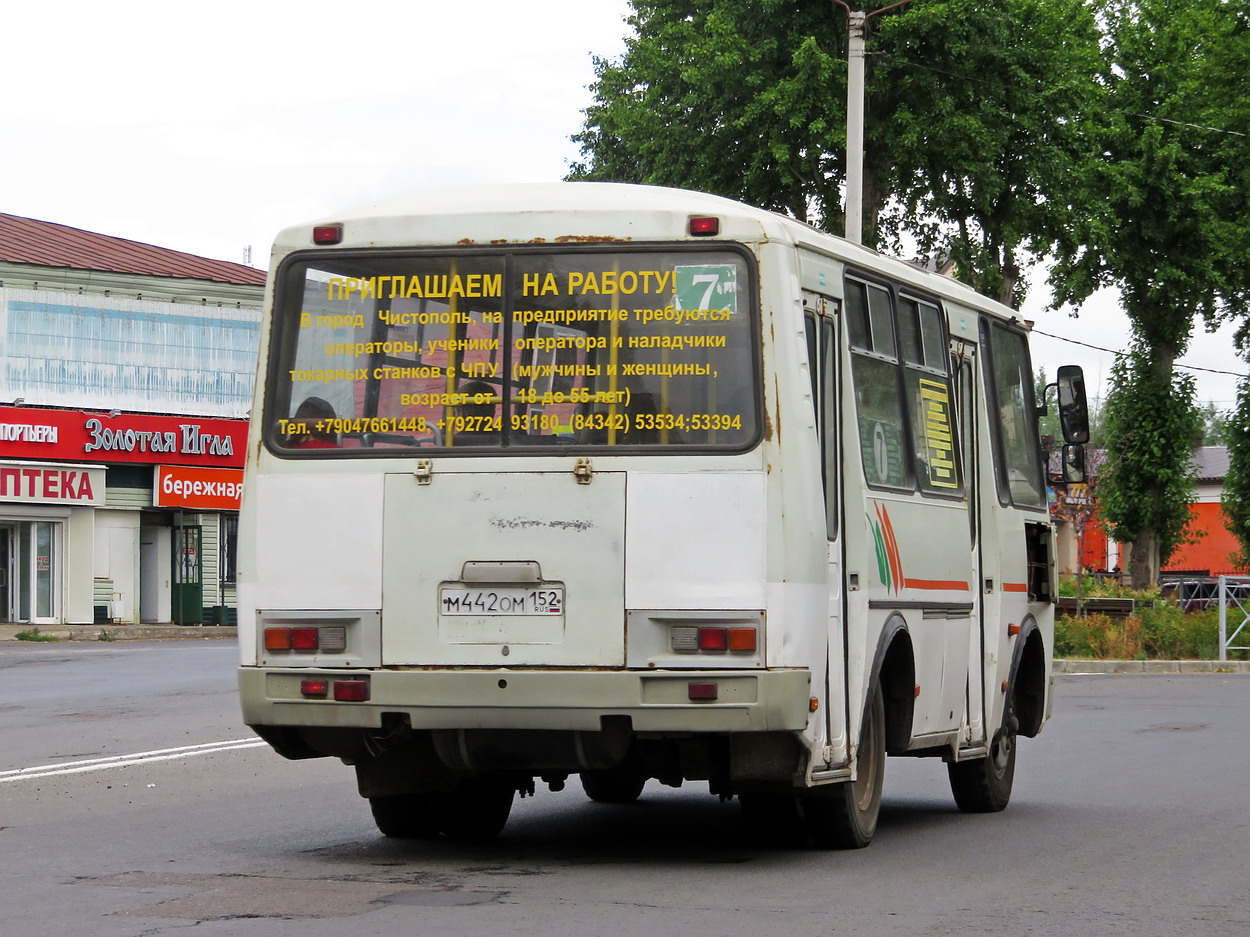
[0,623,236,642]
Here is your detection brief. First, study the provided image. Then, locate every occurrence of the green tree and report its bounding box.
[570,0,1102,307]
[1048,0,1250,587]
[1221,379,1250,569]
[1098,345,1202,586]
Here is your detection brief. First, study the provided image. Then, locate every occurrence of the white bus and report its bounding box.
[237,183,1088,848]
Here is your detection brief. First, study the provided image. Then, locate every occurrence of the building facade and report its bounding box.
[1052,446,1247,579]
[0,212,264,625]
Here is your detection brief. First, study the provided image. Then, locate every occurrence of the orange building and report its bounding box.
[1052,447,1247,578]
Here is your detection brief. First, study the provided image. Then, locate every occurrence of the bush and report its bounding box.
[1056,602,1237,660]
[1055,612,1143,659]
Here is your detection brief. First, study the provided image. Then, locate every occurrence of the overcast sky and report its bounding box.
[3,0,1242,409]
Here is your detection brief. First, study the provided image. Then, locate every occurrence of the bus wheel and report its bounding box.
[739,792,807,847]
[369,792,445,839]
[440,779,516,841]
[580,769,647,804]
[947,713,1017,813]
[802,682,885,849]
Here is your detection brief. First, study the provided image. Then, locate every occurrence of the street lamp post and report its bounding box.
[830,0,915,245]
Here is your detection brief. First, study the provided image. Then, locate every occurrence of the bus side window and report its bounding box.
[981,320,1047,509]
[846,278,911,490]
[954,355,977,544]
[822,316,839,540]
[901,297,961,497]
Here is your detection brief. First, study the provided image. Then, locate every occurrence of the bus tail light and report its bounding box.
[263,625,348,655]
[689,216,720,236]
[698,627,728,651]
[290,627,319,651]
[334,680,370,702]
[264,628,292,650]
[688,682,718,700]
[670,625,757,654]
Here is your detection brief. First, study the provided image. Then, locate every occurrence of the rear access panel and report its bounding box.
[381,471,626,666]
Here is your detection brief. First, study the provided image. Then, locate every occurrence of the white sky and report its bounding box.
[3,0,1243,410]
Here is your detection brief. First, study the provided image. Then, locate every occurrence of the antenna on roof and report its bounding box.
[243,245,253,266]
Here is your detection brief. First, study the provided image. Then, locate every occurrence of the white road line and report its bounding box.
[1,738,267,783]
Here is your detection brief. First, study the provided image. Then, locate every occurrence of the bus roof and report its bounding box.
[277,182,1027,327]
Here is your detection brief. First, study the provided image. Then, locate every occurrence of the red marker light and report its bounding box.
[689,217,720,237]
[688,682,718,701]
[334,680,370,702]
[300,679,329,698]
[312,224,343,245]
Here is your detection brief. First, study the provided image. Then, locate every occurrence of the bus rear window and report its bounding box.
[266,248,759,454]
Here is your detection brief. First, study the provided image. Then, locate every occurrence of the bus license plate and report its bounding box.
[439,586,564,616]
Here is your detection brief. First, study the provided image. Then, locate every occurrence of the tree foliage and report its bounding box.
[570,0,1102,306]
[1098,344,1202,587]
[1048,0,1250,587]
[1221,379,1250,569]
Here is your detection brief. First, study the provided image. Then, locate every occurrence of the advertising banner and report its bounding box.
[0,460,106,506]
[154,465,244,511]
[0,407,248,468]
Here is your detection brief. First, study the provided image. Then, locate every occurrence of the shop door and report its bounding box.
[172,525,203,625]
[0,527,11,622]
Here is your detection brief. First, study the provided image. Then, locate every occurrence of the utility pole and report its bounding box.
[831,0,915,244]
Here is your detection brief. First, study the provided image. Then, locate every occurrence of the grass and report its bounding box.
[1055,576,1240,660]
[14,627,59,642]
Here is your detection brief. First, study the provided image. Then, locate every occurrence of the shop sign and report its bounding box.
[154,465,244,511]
[0,407,248,468]
[0,460,106,506]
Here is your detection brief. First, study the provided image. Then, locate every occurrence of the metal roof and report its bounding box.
[0,212,266,286]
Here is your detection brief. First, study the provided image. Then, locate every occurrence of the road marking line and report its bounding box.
[1,738,267,783]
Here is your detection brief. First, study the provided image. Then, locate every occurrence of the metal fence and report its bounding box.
[1217,576,1250,662]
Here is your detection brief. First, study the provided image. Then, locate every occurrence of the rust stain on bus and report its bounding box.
[554,234,632,243]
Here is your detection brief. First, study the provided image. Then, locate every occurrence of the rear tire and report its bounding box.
[948,713,1017,813]
[440,779,516,841]
[369,792,445,839]
[802,682,885,849]
[739,792,807,848]
[580,769,647,804]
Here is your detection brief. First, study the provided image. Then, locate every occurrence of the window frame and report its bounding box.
[262,242,764,459]
[845,272,963,500]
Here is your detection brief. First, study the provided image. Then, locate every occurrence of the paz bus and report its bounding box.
[237,183,1088,848]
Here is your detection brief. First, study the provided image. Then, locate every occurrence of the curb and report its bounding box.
[0,625,237,643]
[1053,658,1250,674]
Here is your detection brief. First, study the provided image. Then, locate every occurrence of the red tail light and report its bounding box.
[290,627,319,651]
[698,627,728,651]
[334,680,370,702]
[300,679,329,698]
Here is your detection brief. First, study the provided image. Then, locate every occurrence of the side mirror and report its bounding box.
[1062,443,1086,485]
[1056,365,1090,444]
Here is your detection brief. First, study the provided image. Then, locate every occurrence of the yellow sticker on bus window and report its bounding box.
[918,379,958,489]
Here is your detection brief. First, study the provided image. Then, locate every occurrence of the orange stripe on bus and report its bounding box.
[1002,582,1029,592]
[903,579,971,591]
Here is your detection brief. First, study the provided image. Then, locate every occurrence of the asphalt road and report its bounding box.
[1,641,1247,936]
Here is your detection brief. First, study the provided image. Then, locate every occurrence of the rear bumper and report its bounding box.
[239,666,812,734]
